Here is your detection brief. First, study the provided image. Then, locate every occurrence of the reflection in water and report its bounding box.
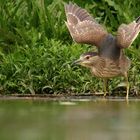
[0,99,139,140]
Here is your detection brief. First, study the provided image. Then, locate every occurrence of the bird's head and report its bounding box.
[73,52,98,68]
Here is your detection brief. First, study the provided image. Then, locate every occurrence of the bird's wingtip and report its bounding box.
[64,2,76,7]
[64,21,67,25]
[64,2,69,6]
[64,2,67,9]
[136,16,140,23]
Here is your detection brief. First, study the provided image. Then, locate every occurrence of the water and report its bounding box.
[0,98,140,140]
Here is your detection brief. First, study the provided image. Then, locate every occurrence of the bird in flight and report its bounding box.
[64,2,140,99]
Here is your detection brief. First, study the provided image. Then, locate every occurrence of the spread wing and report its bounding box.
[117,16,140,48]
[64,2,108,47]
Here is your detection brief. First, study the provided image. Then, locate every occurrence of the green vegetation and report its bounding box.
[0,0,140,95]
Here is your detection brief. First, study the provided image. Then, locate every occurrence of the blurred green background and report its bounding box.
[0,0,140,95]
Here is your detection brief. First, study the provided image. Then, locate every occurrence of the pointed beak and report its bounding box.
[73,59,82,65]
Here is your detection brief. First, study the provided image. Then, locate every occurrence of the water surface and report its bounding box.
[0,98,140,140]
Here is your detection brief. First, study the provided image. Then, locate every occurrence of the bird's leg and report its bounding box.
[124,72,129,99]
[103,79,108,97]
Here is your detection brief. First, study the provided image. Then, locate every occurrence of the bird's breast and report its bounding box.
[90,58,122,78]
[91,67,121,78]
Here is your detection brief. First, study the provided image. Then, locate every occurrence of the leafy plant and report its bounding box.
[0,0,140,95]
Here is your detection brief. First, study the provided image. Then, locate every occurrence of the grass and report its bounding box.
[0,0,140,95]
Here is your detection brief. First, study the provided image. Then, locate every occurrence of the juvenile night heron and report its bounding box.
[64,2,140,99]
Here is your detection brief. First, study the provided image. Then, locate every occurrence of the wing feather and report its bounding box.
[117,17,140,48]
[64,2,108,47]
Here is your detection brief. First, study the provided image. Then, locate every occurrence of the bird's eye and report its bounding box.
[86,56,90,59]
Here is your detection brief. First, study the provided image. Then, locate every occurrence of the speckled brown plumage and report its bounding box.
[64,2,140,99]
